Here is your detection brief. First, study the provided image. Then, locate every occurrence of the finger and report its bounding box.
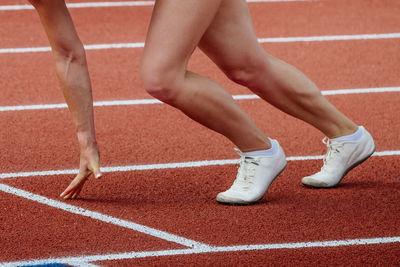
[60,171,89,198]
[71,186,83,199]
[65,184,80,199]
[60,178,81,198]
[60,186,74,198]
[64,185,81,199]
[61,185,79,199]
[62,190,74,199]
[63,193,73,199]
[90,161,102,179]
[71,191,78,199]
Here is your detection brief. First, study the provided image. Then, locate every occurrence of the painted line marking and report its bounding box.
[0,183,210,249]
[257,33,400,43]
[1,32,400,54]
[0,0,314,11]
[0,86,399,112]
[0,150,398,180]
[2,236,399,266]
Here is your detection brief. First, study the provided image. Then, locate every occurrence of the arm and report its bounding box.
[28,0,102,199]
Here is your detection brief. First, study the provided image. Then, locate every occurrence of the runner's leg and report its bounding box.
[141,0,271,152]
[199,0,358,139]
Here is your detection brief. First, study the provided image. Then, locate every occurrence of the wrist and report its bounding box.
[77,131,97,149]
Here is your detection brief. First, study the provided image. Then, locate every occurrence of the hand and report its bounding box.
[60,144,101,199]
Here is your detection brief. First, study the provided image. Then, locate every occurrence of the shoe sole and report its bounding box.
[216,162,287,206]
[302,145,376,188]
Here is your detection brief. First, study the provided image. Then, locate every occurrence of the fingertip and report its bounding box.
[95,172,102,179]
[62,192,71,200]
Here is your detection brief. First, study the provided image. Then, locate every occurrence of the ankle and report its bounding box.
[332,126,363,142]
[239,138,272,153]
[243,139,278,157]
[326,124,359,139]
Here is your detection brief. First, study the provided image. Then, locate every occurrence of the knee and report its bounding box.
[225,67,258,87]
[223,56,270,89]
[140,62,180,105]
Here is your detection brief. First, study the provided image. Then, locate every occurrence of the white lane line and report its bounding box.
[1,86,399,112]
[0,46,51,54]
[1,1,154,10]
[320,87,400,95]
[0,183,210,249]
[0,0,314,11]
[258,33,400,43]
[1,33,400,54]
[2,236,399,266]
[0,150,398,180]
[0,42,145,54]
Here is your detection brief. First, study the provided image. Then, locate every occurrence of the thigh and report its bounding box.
[142,0,223,74]
[199,0,266,71]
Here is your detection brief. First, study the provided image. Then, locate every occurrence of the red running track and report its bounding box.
[0,0,399,266]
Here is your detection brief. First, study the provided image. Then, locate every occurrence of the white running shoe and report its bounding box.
[302,126,375,188]
[216,139,287,205]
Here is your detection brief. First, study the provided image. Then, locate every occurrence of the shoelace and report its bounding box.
[320,137,344,173]
[232,149,259,190]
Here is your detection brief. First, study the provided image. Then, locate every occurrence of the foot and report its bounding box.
[216,139,287,205]
[302,126,375,188]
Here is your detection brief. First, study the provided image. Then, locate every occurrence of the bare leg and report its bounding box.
[199,0,373,193]
[141,0,271,152]
[199,0,358,139]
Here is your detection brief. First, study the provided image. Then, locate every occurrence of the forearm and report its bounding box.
[54,50,96,144]
[30,0,97,145]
